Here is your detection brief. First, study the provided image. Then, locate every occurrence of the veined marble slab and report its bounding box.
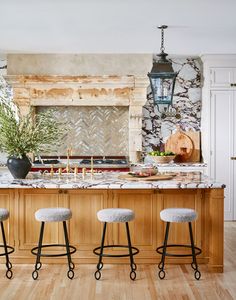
[0,171,225,189]
[142,57,202,153]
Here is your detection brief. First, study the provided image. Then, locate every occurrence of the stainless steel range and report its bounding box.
[79,158,128,167]
[31,156,130,172]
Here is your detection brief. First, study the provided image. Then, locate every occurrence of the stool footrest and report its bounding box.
[0,245,14,256]
[156,244,202,257]
[31,244,76,258]
[93,245,139,258]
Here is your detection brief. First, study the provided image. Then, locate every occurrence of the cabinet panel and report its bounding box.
[0,190,12,244]
[112,191,156,250]
[67,190,107,249]
[161,192,197,245]
[18,190,60,249]
[155,190,203,258]
[210,91,234,220]
[210,68,234,88]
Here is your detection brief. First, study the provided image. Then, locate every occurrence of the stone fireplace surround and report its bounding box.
[6,75,148,162]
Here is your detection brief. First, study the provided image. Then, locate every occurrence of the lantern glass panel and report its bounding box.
[150,75,176,105]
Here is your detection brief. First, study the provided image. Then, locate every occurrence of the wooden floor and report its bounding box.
[0,222,235,300]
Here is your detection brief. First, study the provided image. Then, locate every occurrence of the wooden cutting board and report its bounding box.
[165,130,193,162]
[118,174,175,181]
[184,130,201,162]
[165,129,200,162]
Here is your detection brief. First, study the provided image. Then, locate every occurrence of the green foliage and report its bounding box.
[0,93,65,158]
[148,150,175,156]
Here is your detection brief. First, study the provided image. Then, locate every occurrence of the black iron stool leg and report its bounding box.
[1,221,13,279]
[32,221,45,280]
[158,222,170,279]
[188,222,201,280]
[63,221,75,279]
[125,222,137,280]
[94,222,107,280]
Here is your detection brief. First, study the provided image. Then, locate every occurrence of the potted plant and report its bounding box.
[0,76,65,179]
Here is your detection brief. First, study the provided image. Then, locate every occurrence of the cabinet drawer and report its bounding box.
[210,67,234,88]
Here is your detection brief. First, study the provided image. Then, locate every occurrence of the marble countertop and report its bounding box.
[154,162,207,167]
[0,170,225,189]
[143,156,207,167]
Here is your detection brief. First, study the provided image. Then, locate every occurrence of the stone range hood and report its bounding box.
[6,75,148,162]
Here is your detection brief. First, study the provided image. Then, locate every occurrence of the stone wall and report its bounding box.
[142,57,202,153]
[6,75,148,162]
[5,54,150,161]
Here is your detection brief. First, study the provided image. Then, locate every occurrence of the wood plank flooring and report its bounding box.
[0,222,235,300]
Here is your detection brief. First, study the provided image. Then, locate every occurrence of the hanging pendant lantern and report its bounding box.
[148,25,178,107]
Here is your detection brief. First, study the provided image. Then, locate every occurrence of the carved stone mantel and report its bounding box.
[5,75,149,162]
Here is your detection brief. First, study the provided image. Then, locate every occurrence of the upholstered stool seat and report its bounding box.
[157,207,201,280]
[0,208,14,279]
[97,208,134,223]
[94,208,139,281]
[35,208,72,222]
[32,207,76,280]
[0,208,9,222]
[160,208,197,223]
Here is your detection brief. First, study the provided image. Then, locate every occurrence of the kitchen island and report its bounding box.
[0,171,225,272]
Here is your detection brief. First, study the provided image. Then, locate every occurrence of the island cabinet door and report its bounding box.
[0,190,14,247]
[63,190,109,261]
[17,189,108,262]
[18,189,61,253]
[111,190,157,262]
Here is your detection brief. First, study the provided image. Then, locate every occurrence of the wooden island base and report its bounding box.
[0,188,224,272]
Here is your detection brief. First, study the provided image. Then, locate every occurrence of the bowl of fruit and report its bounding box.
[147,151,176,164]
[129,164,158,177]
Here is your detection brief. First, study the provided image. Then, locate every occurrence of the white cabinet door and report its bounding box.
[210,90,235,220]
[234,91,236,219]
[210,68,234,88]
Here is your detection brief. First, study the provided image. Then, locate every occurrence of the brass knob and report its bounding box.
[50,164,54,176]
[82,167,86,179]
[58,167,62,175]
[74,166,78,175]
[231,157,236,160]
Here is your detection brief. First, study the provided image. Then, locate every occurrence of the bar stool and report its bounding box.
[0,208,14,279]
[93,208,139,280]
[31,207,76,280]
[156,208,201,280]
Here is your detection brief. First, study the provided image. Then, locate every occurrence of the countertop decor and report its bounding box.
[0,171,225,189]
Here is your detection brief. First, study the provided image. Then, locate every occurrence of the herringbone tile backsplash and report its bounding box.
[37,106,129,156]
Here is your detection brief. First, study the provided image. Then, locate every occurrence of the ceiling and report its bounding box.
[1,0,236,55]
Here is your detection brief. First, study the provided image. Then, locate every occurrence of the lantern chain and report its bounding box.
[158,25,167,52]
[160,27,165,52]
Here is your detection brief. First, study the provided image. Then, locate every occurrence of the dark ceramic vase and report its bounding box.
[7,156,32,179]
